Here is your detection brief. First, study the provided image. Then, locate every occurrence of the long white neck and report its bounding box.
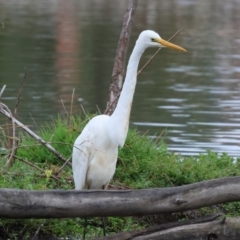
[109,42,145,147]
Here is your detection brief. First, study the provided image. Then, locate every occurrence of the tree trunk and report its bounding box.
[0,177,240,218]
[105,0,138,115]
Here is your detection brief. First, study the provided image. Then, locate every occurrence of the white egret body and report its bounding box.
[72,30,186,190]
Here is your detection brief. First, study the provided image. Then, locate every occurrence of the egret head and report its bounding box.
[137,30,187,52]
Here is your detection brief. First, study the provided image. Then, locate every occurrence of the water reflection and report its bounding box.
[54,0,80,113]
[0,0,240,157]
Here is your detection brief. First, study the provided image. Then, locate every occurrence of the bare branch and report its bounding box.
[13,155,60,182]
[0,85,6,98]
[105,0,138,115]
[61,99,68,116]
[80,104,90,120]
[137,29,182,75]
[56,155,72,175]
[0,104,71,167]
[70,88,75,117]
[1,103,17,167]
[14,67,28,117]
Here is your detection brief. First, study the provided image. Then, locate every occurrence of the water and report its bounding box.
[0,0,240,157]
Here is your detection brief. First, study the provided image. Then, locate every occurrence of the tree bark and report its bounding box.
[131,217,240,240]
[0,176,240,218]
[97,214,221,240]
[105,0,138,115]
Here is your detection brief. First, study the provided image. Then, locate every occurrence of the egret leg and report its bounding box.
[101,183,109,236]
[83,217,87,240]
[102,217,106,236]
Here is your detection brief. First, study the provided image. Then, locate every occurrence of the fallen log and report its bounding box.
[97,214,221,240]
[131,217,240,240]
[0,176,240,218]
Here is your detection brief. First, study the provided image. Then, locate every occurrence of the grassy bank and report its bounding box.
[0,115,240,239]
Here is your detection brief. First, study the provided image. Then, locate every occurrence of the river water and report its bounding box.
[0,0,240,157]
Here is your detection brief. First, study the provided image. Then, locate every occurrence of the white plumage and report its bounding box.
[72,30,186,190]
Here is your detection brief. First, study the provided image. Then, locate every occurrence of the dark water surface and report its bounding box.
[1,0,240,157]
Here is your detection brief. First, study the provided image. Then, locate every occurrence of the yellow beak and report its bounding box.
[156,38,187,52]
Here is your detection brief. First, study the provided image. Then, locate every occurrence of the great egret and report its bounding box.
[72,30,186,235]
[73,30,186,190]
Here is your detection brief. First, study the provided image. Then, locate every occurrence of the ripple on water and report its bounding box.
[133,122,187,128]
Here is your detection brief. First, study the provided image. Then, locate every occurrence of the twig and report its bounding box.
[141,129,149,137]
[47,134,55,145]
[32,219,51,240]
[32,222,44,240]
[56,155,72,175]
[1,103,17,168]
[61,99,68,116]
[13,155,60,181]
[69,88,75,128]
[153,129,165,145]
[0,105,71,167]
[96,105,101,114]
[0,85,6,98]
[137,29,182,75]
[14,67,28,117]
[162,172,174,187]
[81,104,89,120]
[11,141,74,153]
[29,112,39,130]
[70,88,75,117]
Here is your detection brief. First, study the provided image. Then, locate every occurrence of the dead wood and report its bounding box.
[0,85,6,98]
[0,176,240,218]
[97,214,221,240]
[0,103,71,167]
[131,217,240,240]
[14,67,28,117]
[105,0,138,115]
[1,103,17,167]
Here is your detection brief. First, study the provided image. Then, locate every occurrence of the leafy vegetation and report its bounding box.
[0,114,240,239]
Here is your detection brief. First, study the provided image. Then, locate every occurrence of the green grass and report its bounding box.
[0,114,240,239]
[117,130,240,188]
